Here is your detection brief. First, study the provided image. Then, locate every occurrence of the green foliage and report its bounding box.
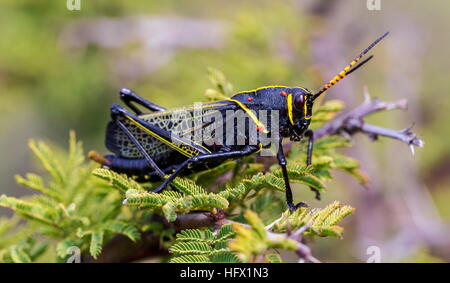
[169,224,240,263]
[0,132,142,262]
[228,206,353,262]
[266,253,283,263]
[0,237,47,263]
[228,210,298,263]
[0,218,47,263]
[167,203,354,263]
[205,68,234,100]
[2,70,363,263]
[271,201,355,237]
[93,168,231,222]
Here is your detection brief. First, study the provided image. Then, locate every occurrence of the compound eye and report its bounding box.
[294,94,305,110]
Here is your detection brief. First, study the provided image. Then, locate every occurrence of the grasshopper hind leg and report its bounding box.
[119,88,166,114]
[109,105,184,194]
[110,105,167,181]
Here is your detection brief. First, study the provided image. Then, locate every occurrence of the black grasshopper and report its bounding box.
[90,32,389,211]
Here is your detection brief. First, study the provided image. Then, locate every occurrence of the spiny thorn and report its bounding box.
[401,123,415,133]
[363,86,371,103]
[409,144,415,156]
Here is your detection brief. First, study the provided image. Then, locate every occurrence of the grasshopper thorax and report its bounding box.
[231,86,314,141]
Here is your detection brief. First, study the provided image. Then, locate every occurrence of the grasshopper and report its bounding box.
[90,32,389,211]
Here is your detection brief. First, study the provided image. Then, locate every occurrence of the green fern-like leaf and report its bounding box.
[171,177,207,195]
[102,220,141,242]
[310,100,345,127]
[170,255,211,263]
[332,154,368,185]
[0,195,59,227]
[56,238,82,259]
[0,132,152,262]
[93,168,145,194]
[211,252,241,263]
[66,131,85,174]
[229,210,301,262]
[9,246,32,263]
[229,203,355,263]
[228,211,270,262]
[178,194,229,212]
[272,201,355,237]
[218,183,250,200]
[0,235,49,263]
[124,185,230,222]
[266,253,282,263]
[89,231,104,259]
[124,190,168,208]
[15,174,62,201]
[241,173,284,193]
[29,140,66,187]
[160,190,183,200]
[169,224,239,263]
[0,217,20,241]
[27,242,48,261]
[273,164,326,192]
[215,224,236,243]
[176,229,215,243]
[313,135,352,150]
[169,242,213,255]
[205,67,234,99]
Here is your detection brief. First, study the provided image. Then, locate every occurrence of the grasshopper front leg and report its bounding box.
[119,88,166,114]
[305,130,321,200]
[277,138,308,211]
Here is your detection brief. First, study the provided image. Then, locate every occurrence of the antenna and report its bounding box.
[312,32,389,101]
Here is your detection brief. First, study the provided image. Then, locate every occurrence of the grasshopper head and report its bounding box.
[286,87,313,141]
[288,32,390,141]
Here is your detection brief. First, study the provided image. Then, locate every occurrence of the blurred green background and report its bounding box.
[1,0,449,262]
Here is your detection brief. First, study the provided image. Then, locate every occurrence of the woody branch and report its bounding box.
[314,90,424,154]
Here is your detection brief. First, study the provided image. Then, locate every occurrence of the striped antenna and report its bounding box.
[312,32,389,100]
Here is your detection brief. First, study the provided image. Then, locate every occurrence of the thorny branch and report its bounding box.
[93,93,424,263]
[287,222,320,263]
[314,90,425,154]
[259,91,424,170]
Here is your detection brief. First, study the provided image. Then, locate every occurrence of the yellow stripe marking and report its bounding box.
[239,85,290,94]
[287,94,295,125]
[255,143,263,154]
[124,115,211,158]
[226,98,269,134]
[237,85,310,95]
[304,100,311,120]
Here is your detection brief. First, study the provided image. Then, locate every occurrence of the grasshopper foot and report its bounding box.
[288,201,309,212]
[310,187,321,201]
